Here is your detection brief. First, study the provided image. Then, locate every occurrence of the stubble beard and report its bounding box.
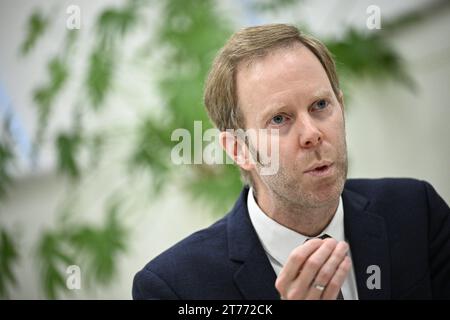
[256,139,348,212]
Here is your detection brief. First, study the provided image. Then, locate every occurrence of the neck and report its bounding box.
[253,186,339,237]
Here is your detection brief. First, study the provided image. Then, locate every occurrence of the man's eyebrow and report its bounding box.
[257,103,288,124]
[310,88,334,100]
[257,89,335,124]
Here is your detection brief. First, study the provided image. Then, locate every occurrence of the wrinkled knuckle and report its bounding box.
[289,249,304,263]
[325,238,338,248]
[286,289,301,300]
[293,252,306,264]
[328,280,340,291]
[275,277,286,292]
[343,261,352,272]
[327,256,339,267]
[275,278,281,290]
[341,242,349,252]
[319,269,333,281]
[306,258,321,270]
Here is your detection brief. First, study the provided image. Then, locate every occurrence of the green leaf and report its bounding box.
[131,117,174,192]
[249,0,301,12]
[20,10,49,55]
[37,231,75,299]
[56,132,82,179]
[0,142,14,199]
[96,1,140,40]
[85,45,115,109]
[0,228,20,298]
[36,203,128,299]
[325,28,415,90]
[68,204,127,285]
[33,56,69,145]
[185,164,243,215]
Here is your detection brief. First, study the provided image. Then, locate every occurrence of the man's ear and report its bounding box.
[219,131,254,171]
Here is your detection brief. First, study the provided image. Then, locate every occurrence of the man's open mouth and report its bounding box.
[304,163,334,177]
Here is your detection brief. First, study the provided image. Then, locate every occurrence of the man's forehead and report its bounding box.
[236,45,328,95]
[236,41,305,72]
[237,53,332,102]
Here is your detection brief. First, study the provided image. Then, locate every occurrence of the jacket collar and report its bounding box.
[227,186,279,299]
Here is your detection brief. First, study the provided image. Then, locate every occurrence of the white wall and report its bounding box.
[346,4,450,201]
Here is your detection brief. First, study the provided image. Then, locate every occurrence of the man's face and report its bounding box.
[236,44,348,208]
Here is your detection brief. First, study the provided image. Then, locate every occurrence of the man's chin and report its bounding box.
[302,179,344,205]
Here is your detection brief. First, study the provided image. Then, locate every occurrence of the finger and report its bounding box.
[285,238,337,299]
[275,239,323,297]
[322,256,352,300]
[305,241,349,300]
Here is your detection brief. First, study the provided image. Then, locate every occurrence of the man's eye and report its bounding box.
[313,99,328,110]
[270,114,286,125]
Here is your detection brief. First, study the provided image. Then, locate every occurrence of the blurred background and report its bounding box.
[0,0,449,299]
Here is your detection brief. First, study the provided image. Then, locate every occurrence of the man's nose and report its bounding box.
[297,117,323,149]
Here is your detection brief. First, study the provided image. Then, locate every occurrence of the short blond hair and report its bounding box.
[203,23,341,186]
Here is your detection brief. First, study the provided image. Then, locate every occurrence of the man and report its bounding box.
[133,24,450,299]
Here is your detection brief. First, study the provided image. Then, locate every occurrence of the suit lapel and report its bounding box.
[343,188,391,299]
[233,244,279,299]
[227,187,279,299]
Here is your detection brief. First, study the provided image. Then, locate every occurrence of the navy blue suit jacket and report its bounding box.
[133,178,450,299]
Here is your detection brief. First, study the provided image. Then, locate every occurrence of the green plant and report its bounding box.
[36,205,127,298]
[0,228,19,298]
[1,0,438,298]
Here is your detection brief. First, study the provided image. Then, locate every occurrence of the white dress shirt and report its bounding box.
[247,187,359,300]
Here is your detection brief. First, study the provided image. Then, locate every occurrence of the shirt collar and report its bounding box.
[247,187,345,267]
